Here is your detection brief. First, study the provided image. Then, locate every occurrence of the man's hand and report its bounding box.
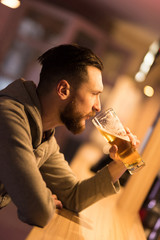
[108,127,140,183]
[125,127,140,148]
[109,127,140,162]
[52,194,63,209]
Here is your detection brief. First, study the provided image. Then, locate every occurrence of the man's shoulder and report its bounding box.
[0,95,25,111]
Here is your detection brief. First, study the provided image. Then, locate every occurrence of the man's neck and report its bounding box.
[38,94,63,131]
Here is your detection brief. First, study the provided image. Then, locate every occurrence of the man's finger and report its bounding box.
[52,194,58,200]
[52,194,63,209]
[109,145,118,160]
[55,200,63,209]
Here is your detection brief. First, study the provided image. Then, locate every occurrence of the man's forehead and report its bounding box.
[86,66,103,91]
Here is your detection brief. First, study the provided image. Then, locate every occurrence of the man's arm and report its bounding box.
[0,99,55,227]
[40,136,121,213]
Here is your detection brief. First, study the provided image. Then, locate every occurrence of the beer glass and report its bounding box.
[92,108,145,174]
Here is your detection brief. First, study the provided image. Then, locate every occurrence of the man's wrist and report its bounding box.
[108,160,127,183]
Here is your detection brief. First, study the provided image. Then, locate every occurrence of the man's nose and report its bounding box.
[93,96,101,112]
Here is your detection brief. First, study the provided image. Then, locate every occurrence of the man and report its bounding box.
[0,44,138,227]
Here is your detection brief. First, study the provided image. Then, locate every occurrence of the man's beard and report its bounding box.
[60,97,95,135]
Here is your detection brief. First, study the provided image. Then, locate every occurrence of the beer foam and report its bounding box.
[100,126,130,142]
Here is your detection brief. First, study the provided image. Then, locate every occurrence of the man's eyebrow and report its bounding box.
[97,87,104,93]
[87,85,103,93]
[92,89,103,95]
[96,90,103,93]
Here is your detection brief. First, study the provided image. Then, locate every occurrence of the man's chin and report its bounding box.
[68,123,85,135]
[72,126,85,135]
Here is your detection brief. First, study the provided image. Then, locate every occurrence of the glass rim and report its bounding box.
[92,108,114,120]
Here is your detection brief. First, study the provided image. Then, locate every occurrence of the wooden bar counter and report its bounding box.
[26,118,160,240]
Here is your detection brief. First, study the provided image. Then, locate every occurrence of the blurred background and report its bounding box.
[0,0,159,239]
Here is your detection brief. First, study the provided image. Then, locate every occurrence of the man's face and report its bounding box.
[60,66,103,134]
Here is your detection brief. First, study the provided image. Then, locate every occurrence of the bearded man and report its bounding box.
[0,44,138,227]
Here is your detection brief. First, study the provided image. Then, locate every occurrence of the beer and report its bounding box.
[97,127,142,170]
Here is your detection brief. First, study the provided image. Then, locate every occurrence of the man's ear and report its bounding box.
[57,80,70,100]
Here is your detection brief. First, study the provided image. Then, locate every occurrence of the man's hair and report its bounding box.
[37,44,103,94]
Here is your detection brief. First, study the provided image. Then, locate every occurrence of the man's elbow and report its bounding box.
[18,204,56,228]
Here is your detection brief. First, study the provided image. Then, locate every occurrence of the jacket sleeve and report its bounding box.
[40,136,120,212]
[0,99,55,227]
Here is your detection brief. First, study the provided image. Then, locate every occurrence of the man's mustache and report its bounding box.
[87,111,96,118]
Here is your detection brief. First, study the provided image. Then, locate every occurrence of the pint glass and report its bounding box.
[92,108,145,174]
